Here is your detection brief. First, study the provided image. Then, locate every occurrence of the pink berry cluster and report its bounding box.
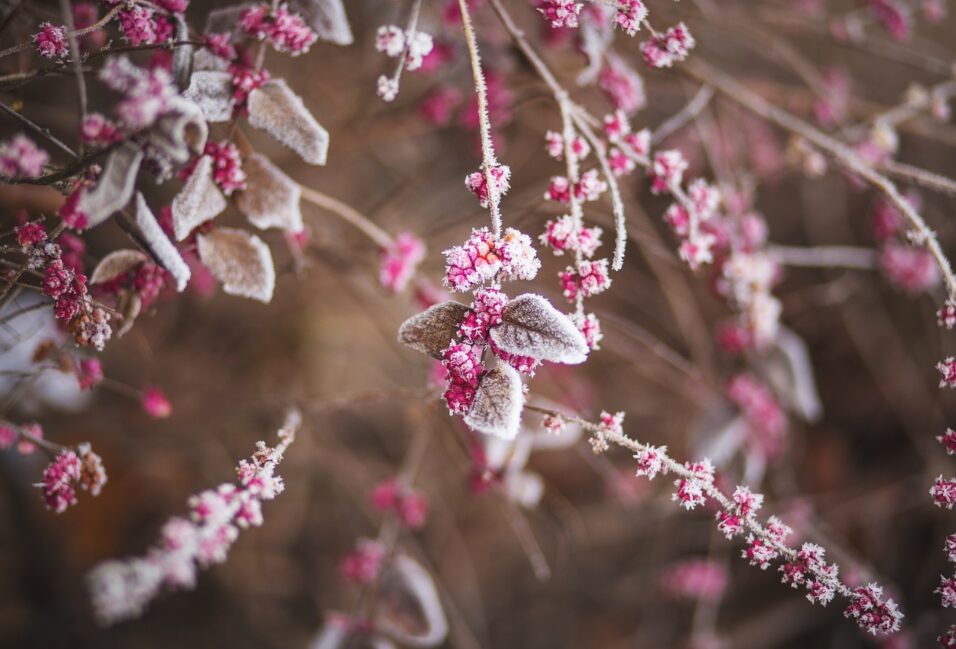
[88,415,298,624]
[0,134,49,179]
[98,56,177,130]
[539,124,612,351]
[598,109,726,271]
[95,259,170,308]
[80,113,122,146]
[142,386,173,419]
[726,373,788,461]
[118,5,173,47]
[374,24,434,71]
[380,232,426,293]
[640,22,695,69]
[0,422,44,455]
[443,227,540,293]
[239,3,317,56]
[371,478,430,529]
[181,140,247,195]
[339,539,386,584]
[465,164,511,209]
[871,195,939,294]
[374,23,434,101]
[40,443,107,514]
[17,221,112,350]
[580,410,904,635]
[612,0,649,37]
[536,0,583,29]
[33,22,68,59]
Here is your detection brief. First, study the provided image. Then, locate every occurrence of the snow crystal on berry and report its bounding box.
[34,23,68,59]
[443,228,502,292]
[465,165,511,209]
[845,583,903,635]
[536,0,583,29]
[613,0,648,36]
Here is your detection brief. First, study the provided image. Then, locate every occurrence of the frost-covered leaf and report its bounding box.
[465,364,523,440]
[490,294,588,364]
[291,0,353,45]
[134,192,191,291]
[171,16,192,88]
[376,555,449,648]
[196,227,276,303]
[756,327,823,422]
[236,153,303,232]
[172,155,227,241]
[184,70,234,123]
[90,250,147,285]
[77,141,143,229]
[248,79,329,165]
[149,96,208,165]
[397,301,469,359]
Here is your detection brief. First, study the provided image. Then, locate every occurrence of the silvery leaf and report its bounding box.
[755,327,823,422]
[148,97,208,166]
[134,192,191,291]
[464,364,523,440]
[184,70,234,123]
[248,79,329,165]
[376,555,449,648]
[77,141,143,229]
[490,294,588,364]
[196,227,276,303]
[236,153,303,232]
[397,301,469,359]
[90,250,148,285]
[172,155,227,241]
[291,0,353,45]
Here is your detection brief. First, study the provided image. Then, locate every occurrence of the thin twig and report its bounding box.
[458,0,503,237]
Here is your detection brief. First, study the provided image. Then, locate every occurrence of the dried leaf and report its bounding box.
[196,227,276,303]
[756,327,823,422]
[77,141,143,229]
[490,294,588,364]
[184,70,234,123]
[397,301,469,359]
[291,0,353,45]
[90,250,148,285]
[376,555,449,648]
[464,364,523,440]
[115,291,142,338]
[172,155,227,241]
[148,97,208,165]
[134,192,191,291]
[248,79,329,165]
[236,153,304,232]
